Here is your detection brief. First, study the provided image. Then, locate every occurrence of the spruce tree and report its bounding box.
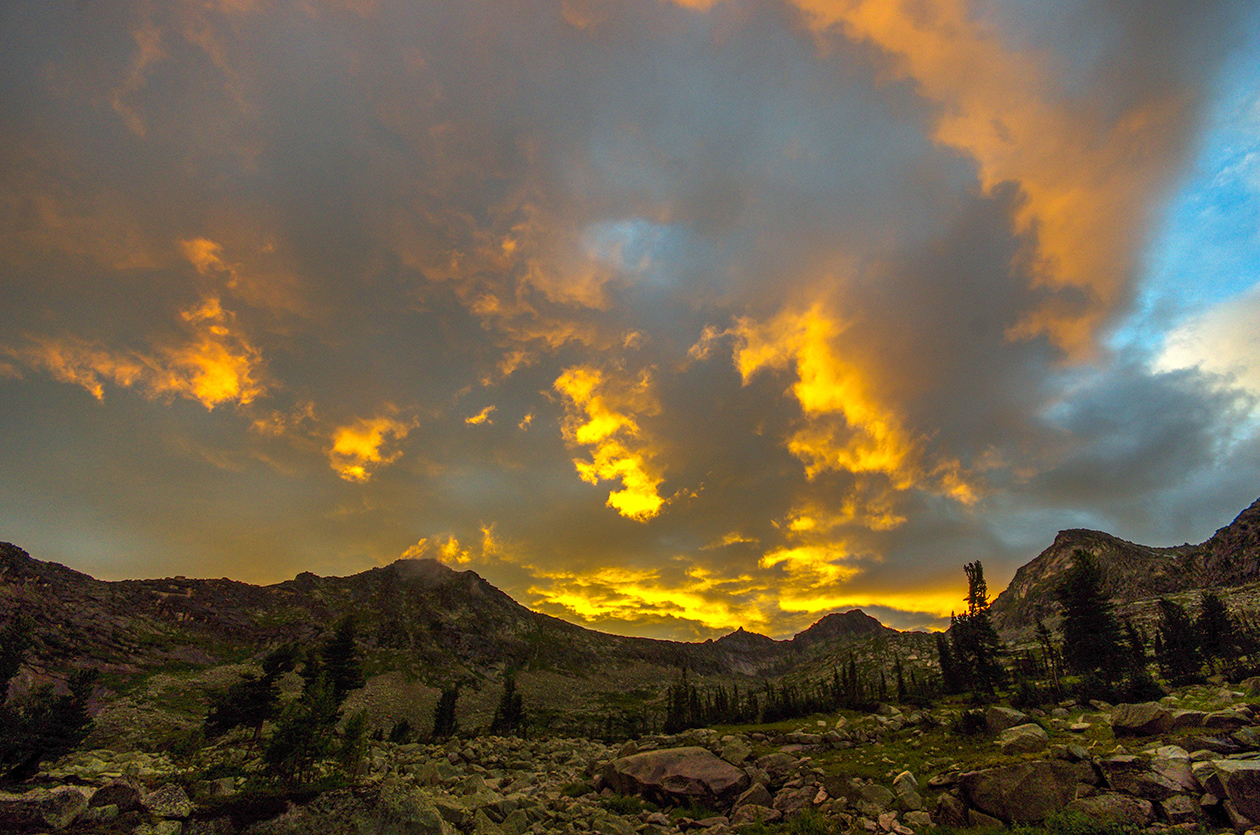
[950,561,1004,698]
[490,672,526,737]
[432,685,459,740]
[1156,598,1203,684]
[1196,590,1234,668]
[1054,550,1122,681]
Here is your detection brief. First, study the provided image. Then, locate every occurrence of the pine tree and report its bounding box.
[490,672,526,737]
[1197,590,1234,669]
[1156,598,1203,684]
[1055,550,1122,681]
[950,561,1004,699]
[321,616,365,705]
[432,685,459,740]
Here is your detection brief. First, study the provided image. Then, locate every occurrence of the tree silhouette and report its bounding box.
[1055,550,1122,681]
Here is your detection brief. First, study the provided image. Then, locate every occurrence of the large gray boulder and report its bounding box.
[1212,760,1260,823]
[1110,703,1172,736]
[143,783,194,819]
[985,706,1030,734]
[997,723,1049,755]
[1064,794,1155,826]
[1098,755,1195,800]
[0,786,88,833]
[600,746,750,805]
[961,760,1097,823]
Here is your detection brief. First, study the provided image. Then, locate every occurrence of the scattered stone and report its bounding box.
[1213,760,1260,823]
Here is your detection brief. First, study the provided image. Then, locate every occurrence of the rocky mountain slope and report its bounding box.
[0,541,906,734]
[990,497,1260,638]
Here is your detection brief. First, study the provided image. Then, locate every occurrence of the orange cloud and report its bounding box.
[526,564,771,633]
[464,405,496,425]
[727,304,980,507]
[7,295,264,409]
[554,365,665,520]
[328,413,413,482]
[792,0,1193,358]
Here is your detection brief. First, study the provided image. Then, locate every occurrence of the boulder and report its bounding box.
[1172,710,1207,729]
[720,737,752,766]
[1064,793,1155,826]
[1099,755,1194,799]
[893,771,923,811]
[961,760,1097,823]
[997,723,1049,755]
[90,778,142,811]
[0,786,88,833]
[933,794,968,828]
[1212,760,1260,823]
[730,805,781,827]
[1204,710,1250,731]
[1111,703,1173,736]
[600,746,750,806]
[1159,794,1201,825]
[143,784,194,819]
[734,783,774,809]
[985,706,1029,734]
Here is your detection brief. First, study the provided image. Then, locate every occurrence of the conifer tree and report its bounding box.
[1055,550,1122,681]
[1156,598,1203,684]
[1,614,100,781]
[432,685,459,740]
[490,672,526,736]
[950,560,1004,698]
[1196,590,1234,669]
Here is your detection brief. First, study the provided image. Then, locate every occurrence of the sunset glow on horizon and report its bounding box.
[2,0,1259,640]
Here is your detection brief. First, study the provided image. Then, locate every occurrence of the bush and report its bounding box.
[950,709,988,737]
[601,794,655,815]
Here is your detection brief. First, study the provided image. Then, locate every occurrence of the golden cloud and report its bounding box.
[526,564,771,633]
[554,365,665,520]
[328,413,413,482]
[464,405,496,425]
[726,304,981,508]
[6,294,265,409]
[789,0,1193,359]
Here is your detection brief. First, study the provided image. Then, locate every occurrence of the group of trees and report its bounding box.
[1019,549,1257,701]
[204,615,367,786]
[0,613,99,782]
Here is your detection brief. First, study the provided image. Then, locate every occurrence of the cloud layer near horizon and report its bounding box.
[2,0,1258,639]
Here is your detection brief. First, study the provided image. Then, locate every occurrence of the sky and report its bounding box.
[2,0,1259,640]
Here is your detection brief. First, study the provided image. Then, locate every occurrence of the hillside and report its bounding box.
[990,497,1260,639]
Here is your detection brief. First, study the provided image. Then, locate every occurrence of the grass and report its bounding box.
[601,794,657,815]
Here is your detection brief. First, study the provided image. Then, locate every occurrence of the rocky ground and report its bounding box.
[4,682,1260,835]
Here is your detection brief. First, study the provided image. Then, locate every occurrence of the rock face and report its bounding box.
[600,746,750,805]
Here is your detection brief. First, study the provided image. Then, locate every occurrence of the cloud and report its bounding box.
[554,364,666,520]
[1156,282,1260,400]
[465,405,497,425]
[790,0,1226,359]
[328,414,414,482]
[5,294,265,409]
